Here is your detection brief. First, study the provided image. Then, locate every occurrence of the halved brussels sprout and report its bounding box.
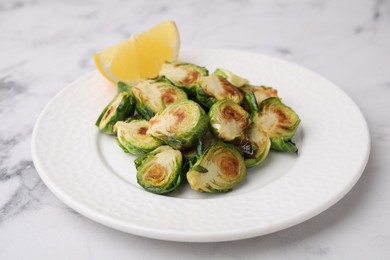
[131,79,187,119]
[208,99,250,142]
[95,92,135,135]
[114,119,164,155]
[135,145,183,194]
[159,62,208,94]
[187,142,246,193]
[254,97,300,153]
[242,128,271,168]
[241,85,279,106]
[213,68,249,87]
[147,100,208,150]
[197,74,244,108]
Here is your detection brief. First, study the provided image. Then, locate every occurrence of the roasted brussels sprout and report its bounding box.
[208,99,250,142]
[159,62,208,94]
[131,79,187,119]
[254,97,300,153]
[213,68,249,87]
[187,142,246,193]
[114,119,164,155]
[147,100,208,150]
[242,128,271,168]
[135,145,183,194]
[197,74,244,108]
[241,85,279,106]
[95,91,135,135]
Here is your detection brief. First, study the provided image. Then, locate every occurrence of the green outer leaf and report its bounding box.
[134,155,147,169]
[163,136,187,150]
[117,81,133,93]
[95,102,109,127]
[178,83,198,97]
[95,92,135,135]
[116,136,157,156]
[192,165,208,173]
[115,137,130,154]
[135,104,155,120]
[196,139,205,158]
[270,138,298,154]
[213,68,227,78]
[124,115,143,122]
[195,86,216,108]
[244,91,258,124]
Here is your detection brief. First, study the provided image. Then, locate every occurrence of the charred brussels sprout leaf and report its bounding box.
[159,62,208,95]
[95,92,135,135]
[114,120,164,155]
[181,132,218,169]
[208,99,250,142]
[136,146,183,194]
[131,79,187,120]
[254,97,300,153]
[147,100,208,150]
[187,142,246,193]
[241,85,279,106]
[213,68,249,87]
[197,74,244,108]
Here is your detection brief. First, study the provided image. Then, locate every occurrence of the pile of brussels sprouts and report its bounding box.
[96,62,301,194]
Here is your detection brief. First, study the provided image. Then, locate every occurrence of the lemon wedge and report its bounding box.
[94,21,180,84]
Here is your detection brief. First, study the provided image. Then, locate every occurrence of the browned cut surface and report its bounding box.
[173,109,186,123]
[274,108,287,122]
[219,156,240,179]
[254,87,279,104]
[137,127,148,135]
[166,108,187,134]
[269,88,278,97]
[161,88,177,105]
[145,164,165,182]
[222,105,243,121]
[103,106,113,119]
[219,76,242,97]
[149,117,161,127]
[181,70,200,85]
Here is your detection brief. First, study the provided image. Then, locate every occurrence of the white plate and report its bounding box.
[32,49,370,242]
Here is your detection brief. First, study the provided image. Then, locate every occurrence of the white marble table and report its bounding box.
[1,0,389,259]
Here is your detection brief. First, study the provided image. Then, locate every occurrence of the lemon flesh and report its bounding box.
[94,21,180,84]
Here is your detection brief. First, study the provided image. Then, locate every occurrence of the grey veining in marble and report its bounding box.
[1,0,390,259]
